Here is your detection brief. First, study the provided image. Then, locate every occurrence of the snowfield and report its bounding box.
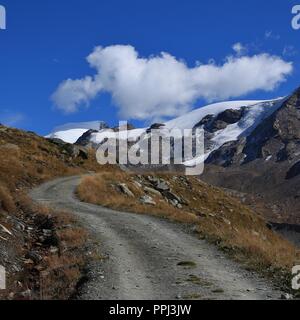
[47,98,285,163]
[46,128,91,144]
[164,100,266,130]
[46,121,108,144]
[90,129,146,144]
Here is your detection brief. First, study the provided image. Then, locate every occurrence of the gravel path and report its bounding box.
[30,176,282,300]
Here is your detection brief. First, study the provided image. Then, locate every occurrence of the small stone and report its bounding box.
[147,176,160,184]
[8,292,15,299]
[144,186,162,197]
[281,293,293,300]
[156,181,170,191]
[43,229,52,236]
[140,195,156,206]
[222,218,231,226]
[170,199,179,207]
[164,191,182,204]
[24,259,34,265]
[118,183,134,197]
[132,181,142,189]
[26,251,43,264]
[20,289,32,299]
[50,246,59,254]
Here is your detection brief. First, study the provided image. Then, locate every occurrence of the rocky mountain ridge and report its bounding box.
[47,87,300,223]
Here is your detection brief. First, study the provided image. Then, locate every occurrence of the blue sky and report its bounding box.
[1,0,300,134]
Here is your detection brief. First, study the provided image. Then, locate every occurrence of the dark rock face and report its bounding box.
[193,108,245,133]
[286,161,300,180]
[206,89,300,167]
[48,138,89,159]
[193,115,214,129]
[47,138,66,146]
[203,87,300,224]
[242,91,300,163]
[216,108,245,124]
[75,129,98,147]
[206,139,247,167]
[146,123,165,134]
[64,144,89,159]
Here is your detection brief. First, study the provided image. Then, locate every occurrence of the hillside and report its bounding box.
[48,87,300,224]
[77,169,298,292]
[1,112,300,299]
[0,125,100,299]
[203,88,300,224]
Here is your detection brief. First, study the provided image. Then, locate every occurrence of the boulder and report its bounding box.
[140,195,156,206]
[156,181,170,191]
[118,183,134,197]
[26,251,43,264]
[144,186,162,196]
[163,191,182,204]
[132,180,143,189]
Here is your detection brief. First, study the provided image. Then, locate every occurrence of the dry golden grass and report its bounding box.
[17,194,89,299]
[77,168,298,275]
[0,184,16,213]
[78,173,199,224]
[0,126,101,192]
[39,255,82,300]
[0,125,101,300]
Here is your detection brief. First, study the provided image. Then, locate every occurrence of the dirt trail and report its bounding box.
[30,176,282,300]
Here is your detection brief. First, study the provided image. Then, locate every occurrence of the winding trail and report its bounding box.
[30,176,282,300]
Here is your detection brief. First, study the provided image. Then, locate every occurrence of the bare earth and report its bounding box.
[30,176,283,300]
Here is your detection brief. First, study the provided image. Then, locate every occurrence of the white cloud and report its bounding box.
[52,44,293,120]
[232,42,247,56]
[52,76,103,113]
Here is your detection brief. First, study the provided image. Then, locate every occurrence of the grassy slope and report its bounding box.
[0,125,100,299]
[77,168,300,292]
[0,124,298,298]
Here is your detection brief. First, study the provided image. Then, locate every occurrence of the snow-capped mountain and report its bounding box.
[46,121,108,144]
[47,87,300,223]
[47,98,284,161]
[202,87,300,224]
